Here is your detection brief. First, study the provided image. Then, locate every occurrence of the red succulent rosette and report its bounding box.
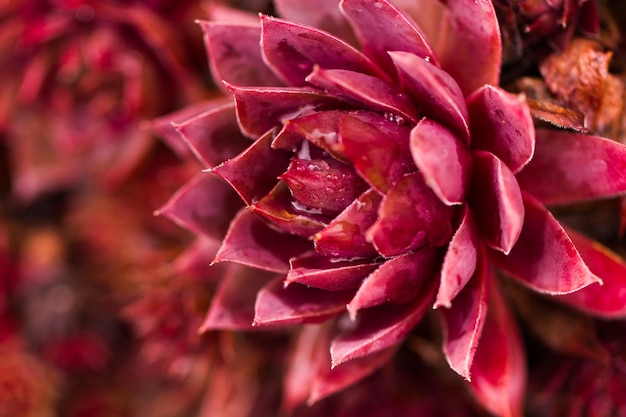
[154,0,626,415]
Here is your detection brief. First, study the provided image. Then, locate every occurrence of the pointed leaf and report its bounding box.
[410,118,472,205]
[436,0,501,95]
[253,278,353,326]
[173,236,225,281]
[469,280,526,417]
[491,192,602,294]
[390,51,469,143]
[280,155,368,215]
[286,251,380,290]
[440,249,489,380]
[212,130,289,205]
[368,172,454,257]
[282,110,348,160]
[252,182,329,238]
[155,173,242,240]
[330,277,436,366]
[467,86,535,174]
[469,151,524,254]
[348,247,439,317]
[340,112,414,193]
[214,208,311,273]
[314,188,381,258]
[228,85,339,138]
[306,67,419,123]
[200,21,283,94]
[436,205,479,308]
[200,266,275,331]
[556,228,626,318]
[260,15,383,86]
[173,102,249,168]
[340,0,437,74]
[274,0,356,44]
[516,129,626,206]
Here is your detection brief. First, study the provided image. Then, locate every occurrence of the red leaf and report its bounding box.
[467,86,535,174]
[491,192,602,294]
[274,0,356,44]
[517,129,626,206]
[469,280,526,417]
[410,118,472,205]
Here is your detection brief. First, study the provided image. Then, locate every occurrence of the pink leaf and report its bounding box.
[367,172,454,257]
[339,0,437,74]
[469,151,524,254]
[200,266,276,331]
[228,85,338,138]
[314,188,381,258]
[436,0,501,95]
[155,173,242,240]
[435,205,479,308]
[491,192,602,294]
[173,236,225,281]
[281,110,348,160]
[214,208,311,273]
[260,15,382,86]
[211,130,289,205]
[274,0,356,44]
[440,249,489,380]
[469,280,526,417]
[410,118,472,205]
[200,21,283,94]
[253,278,353,326]
[347,247,439,317]
[340,111,414,193]
[330,277,436,366]
[467,85,535,174]
[252,182,329,238]
[555,228,626,318]
[306,67,419,123]
[390,51,469,143]
[516,129,626,206]
[173,102,249,169]
[286,251,380,291]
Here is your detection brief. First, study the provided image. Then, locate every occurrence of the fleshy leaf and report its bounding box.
[173,236,224,281]
[286,251,380,291]
[490,192,602,294]
[469,280,526,417]
[368,172,454,257]
[212,130,290,205]
[436,0,501,95]
[200,266,276,331]
[435,205,479,308]
[173,102,249,169]
[314,188,381,258]
[253,278,353,326]
[555,228,626,318]
[280,155,368,215]
[516,129,626,206]
[330,277,436,366]
[282,110,348,160]
[260,14,382,86]
[228,85,338,138]
[200,21,283,94]
[390,51,469,143]
[339,0,437,74]
[469,151,524,254]
[440,249,489,380]
[340,111,414,193]
[467,86,535,174]
[214,208,311,273]
[252,182,329,238]
[306,67,419,123]
[155,172,242,240]
[410,118,472,205]
[274,0,356,44]
[347,247,439,317]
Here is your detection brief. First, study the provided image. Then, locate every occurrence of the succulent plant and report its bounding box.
[154,0,626,415]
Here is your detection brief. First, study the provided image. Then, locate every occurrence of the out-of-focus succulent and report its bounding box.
[154,0,626,415]
[0,0,207,200]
